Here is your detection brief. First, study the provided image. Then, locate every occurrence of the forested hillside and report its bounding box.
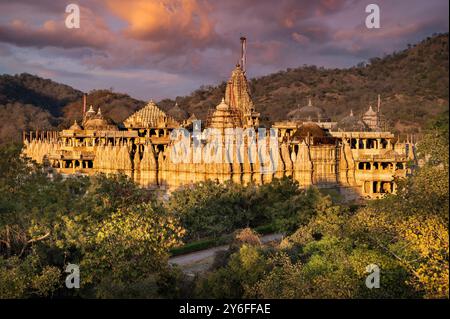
[0,33,448,144]
[164,33,448,131]
[0,73,82,115]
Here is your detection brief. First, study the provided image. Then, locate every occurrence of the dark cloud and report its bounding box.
[0,21,107,49]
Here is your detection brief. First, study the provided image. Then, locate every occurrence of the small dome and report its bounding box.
[207,98,241,129]
[69,120,82,130]
[292,122,327,139]
[287,99,330,122]
[83,108,117,130]
[167,102,189,121]
[216,98,230,111]
[337,110,368,132]
[364,105,377,116]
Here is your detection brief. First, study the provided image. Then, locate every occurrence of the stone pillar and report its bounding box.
[356,138,360,149]
[362,139,367,149]
[377,138,382,149]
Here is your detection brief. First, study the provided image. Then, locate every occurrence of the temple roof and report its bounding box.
[364,105,377,117]
[82,106,117,131]
[207,98,242,129]
[287,99,331,122]
[84,116,117,131]
[124,100,179,129]
[292,122,328,139]
[69,120,82,131]
[337,110,369,132]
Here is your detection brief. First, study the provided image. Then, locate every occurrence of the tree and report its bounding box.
[195,244,267,298]
[80,203,185,298]
[0,252,61,298]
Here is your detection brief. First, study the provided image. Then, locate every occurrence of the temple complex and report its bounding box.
[22,38,416,200]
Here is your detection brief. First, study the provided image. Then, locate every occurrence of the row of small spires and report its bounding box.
[295,95,382,112]
[79,95,381,126]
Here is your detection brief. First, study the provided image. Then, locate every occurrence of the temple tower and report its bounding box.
[224,37,260,128]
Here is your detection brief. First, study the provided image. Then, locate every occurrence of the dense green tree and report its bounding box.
[166,177,326,241]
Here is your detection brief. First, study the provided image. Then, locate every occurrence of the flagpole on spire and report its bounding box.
[83,93,87,116]
[240,36,247,73]
[377,94,381,113]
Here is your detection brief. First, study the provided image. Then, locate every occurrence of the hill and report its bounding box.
[0,73,83,116]
[0,33,448,144]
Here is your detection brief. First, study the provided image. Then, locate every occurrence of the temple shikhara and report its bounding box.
[22,38,416,199]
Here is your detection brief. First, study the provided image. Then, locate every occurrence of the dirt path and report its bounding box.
[169,233,284,272]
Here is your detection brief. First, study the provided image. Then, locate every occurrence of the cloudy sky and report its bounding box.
[0,0,448,100]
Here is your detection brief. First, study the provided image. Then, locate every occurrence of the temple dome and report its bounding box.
[337,110,368,131]
[292,122,328,139]
[124,100,179,128]
[287,99,330,122]
[84,117,117,131]
[364,105,377,116]
[216,98,230,111]
[208,98,241,129]
[83,107,117,130]
[69,120,82,131]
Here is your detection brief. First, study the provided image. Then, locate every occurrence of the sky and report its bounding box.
[0,0,448,101]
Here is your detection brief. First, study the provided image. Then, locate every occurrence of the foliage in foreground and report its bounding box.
[0,144,323,298]
[194,113,449,299]
[0,111,448,298]
[0,145,183,298]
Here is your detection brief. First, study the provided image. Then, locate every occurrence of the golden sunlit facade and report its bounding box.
[22,43,415,200]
